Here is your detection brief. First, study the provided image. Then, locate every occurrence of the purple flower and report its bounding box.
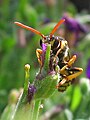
[62,14,87,48]
[63,14,87,33]
[39,43,48,68]
[42,18,51,25]
[27,84,36,103]
[42,43,47,52]
[86,59,90,79]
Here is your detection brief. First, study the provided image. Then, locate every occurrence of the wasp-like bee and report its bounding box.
[14,19,83,92]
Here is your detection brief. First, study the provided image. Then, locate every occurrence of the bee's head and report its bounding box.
[40,35,55,47]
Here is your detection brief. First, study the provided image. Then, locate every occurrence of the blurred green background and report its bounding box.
[0,0,90,119]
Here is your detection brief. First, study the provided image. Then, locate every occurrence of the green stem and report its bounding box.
[12,64,31,120]
[43,44,51,72]
[31,100,41,120]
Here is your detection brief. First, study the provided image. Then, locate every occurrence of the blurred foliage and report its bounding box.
[0,0,90,119]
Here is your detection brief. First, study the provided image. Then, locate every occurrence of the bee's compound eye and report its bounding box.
[52,35,54,40]
[40,39,42,47]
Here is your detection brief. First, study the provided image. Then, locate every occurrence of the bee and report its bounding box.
[14,19,83,92]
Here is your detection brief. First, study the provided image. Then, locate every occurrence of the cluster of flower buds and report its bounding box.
[27,43,59,103]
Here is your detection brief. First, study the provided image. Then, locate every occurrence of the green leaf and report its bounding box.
[24,4,38,27]
[70,85,82,112]
[34,74,58,99]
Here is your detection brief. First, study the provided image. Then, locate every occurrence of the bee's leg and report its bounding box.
[56,78,71,92]
[36,49,43,66]
[66,67,83,80]
[57,67,83,88]
[67,55,76,66]
[56,78,67,88]
[60,55,76,74]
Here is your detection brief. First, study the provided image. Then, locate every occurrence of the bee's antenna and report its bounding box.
[14,22,46,39]
[50,19,65,38]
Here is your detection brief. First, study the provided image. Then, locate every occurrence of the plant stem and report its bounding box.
[11,64,31,120]
[43,44,51,74]
[31,100,41,120]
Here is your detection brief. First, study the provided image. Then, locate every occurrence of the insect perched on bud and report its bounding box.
[14,19,83,92]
